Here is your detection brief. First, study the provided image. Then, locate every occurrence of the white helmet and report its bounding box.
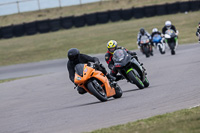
[152,28,158,33]
[165,21,172,27]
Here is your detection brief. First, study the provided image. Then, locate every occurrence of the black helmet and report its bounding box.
[68,48,80,61]
[140,28,145,35]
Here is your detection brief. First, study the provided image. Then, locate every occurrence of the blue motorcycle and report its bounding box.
[152,34,165,54]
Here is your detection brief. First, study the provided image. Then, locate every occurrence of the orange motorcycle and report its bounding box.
[74,63,123,102]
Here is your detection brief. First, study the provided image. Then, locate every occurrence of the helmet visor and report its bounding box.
[68,54,78,61]
[108,47,116,53]
[166,26,171,29]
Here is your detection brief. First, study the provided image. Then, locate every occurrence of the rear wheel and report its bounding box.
[127,71,144,89]
[87,80,108,102]
[113,84,123,98]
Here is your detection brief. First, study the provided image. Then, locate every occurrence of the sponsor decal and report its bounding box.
[77,77,81,80]
[84,67,88,72]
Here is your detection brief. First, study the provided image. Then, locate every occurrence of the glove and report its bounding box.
[95,60,100,65]
[130,51,137,56]
[108,64,114,70]
[94,62,100,69]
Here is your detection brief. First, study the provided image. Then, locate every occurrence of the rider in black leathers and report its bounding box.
[162,21,177,34]
[162,20,179,46]
[67,48,115,94]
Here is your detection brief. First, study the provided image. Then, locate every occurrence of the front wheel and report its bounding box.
[158,45,165,54]
[143,77,150,87]
[87,80,108,102]
[171,49,175,55]
[143,46,150,58]
[127,71,144,89]
[168,42,176,55]
[113,84,123,98]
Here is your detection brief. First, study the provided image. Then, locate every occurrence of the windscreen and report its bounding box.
[153,34,162,42]
[165,29,175,35]
[141,35,149,42]
[75,64,84,76]
[153,34,161,38]
[113,49,126,62]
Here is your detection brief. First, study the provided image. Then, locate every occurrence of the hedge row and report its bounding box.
[0,1,199,39]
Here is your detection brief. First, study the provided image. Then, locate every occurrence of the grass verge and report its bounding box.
[0,11,199,66]
[0,78,20,83]
[87,106,200,133]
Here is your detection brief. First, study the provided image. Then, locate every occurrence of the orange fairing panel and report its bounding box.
[74,64,93,84]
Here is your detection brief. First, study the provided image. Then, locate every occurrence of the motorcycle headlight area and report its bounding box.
[113,57,123,61]
[118,57,124,61]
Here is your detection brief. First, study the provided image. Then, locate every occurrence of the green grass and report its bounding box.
[0,0,188,26]
[87,106,200,133]
[0,11,199,66]
[0,78,18,83]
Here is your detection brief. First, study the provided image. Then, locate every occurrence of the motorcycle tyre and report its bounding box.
[113,84,123,99]
[127,71,144,89]
[87,81,108,102]
[143,77,150,87]
[143,46,150,58]
[169,42,176,55]
[158,45,165,54]
[171,49,175,55]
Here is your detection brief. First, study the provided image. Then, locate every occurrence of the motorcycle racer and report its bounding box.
[162,21,178,34]
[137,28,153,55]
[151,28,165,45]
[151,28,162,38]
[67,48,116,94]
[162,21,179,46]
[105,40,145,80]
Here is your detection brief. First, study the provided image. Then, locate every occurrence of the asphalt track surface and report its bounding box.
[0,44,200,133]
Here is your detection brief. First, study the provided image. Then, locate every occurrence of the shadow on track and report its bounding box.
[123,88,141,93]
[49,98,116,113]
